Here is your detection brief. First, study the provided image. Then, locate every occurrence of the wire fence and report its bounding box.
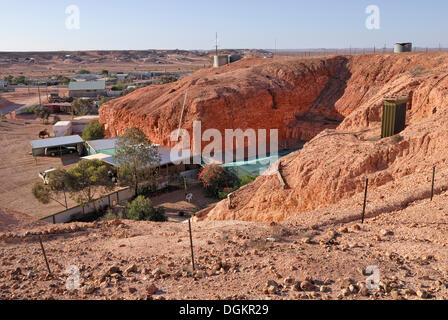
[274,47,448,57]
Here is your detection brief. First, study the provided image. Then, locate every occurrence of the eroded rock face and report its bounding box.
[100,56,350,150]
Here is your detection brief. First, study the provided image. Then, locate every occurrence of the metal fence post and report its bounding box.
[361,179,369,224]
[38,235,51,274]
[188,218,195,272]
[431,166,436,201]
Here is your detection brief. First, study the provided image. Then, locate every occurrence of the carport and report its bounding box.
[31,135,84,158]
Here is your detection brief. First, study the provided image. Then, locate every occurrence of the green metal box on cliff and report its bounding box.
[381,97,409,139]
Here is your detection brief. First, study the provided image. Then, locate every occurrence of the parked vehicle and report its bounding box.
[39,168,57,185]
[44,146,77,157]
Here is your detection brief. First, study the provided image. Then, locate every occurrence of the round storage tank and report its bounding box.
[394,43,413,53]
[213,55,228,67]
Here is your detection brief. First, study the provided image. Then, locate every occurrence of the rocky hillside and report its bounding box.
[1,191,447,300]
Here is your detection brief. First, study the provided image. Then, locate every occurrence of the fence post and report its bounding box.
[188,218,195,272]
[431,166,436,201]
[38,235,51,274]
[361,179,369,224]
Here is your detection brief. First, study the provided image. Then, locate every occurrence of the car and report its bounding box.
[39,168,57,185]
[44,146,77,157]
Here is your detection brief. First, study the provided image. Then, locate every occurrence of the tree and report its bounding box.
[72,98,95,116]
[34,106,51,124]
[47,169,71,209]
[126,196,167,222]
[82,121,105,141]
[101,70,109,76]
[32,169,71,209]
[114,127,161,196]
[66,159,114,208]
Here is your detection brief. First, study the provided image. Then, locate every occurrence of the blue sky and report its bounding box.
[0,0,447,51]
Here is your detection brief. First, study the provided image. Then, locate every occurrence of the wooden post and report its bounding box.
[188,218,195,272]
[38,236,51,274]
[52,216,56,224]
[431,166,436,201]
[361,179,369,224]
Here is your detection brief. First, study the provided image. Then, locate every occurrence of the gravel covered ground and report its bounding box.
[0,188,447,300]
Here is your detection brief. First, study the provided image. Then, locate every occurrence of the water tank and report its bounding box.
[213,55,228,68]
[381,98,408,138]
[394,43,413,53]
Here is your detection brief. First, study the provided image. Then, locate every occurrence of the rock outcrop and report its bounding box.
[100,56,351,149]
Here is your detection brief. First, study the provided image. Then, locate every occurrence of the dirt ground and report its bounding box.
[0,87,68,115]
[0,189,447,300]
[0,118,82,219]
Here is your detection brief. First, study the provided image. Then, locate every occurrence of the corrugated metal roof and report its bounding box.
[86,138,118,152]
[31,135,84,150]
[85,138,195,166]
[68,80,106,91]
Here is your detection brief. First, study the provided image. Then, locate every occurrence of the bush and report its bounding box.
[82,120,105,141]
[240,174,257,187]
[217,174,258,199]
[126,196,167,222]
[198,165,238,198]
[25,105,37,114]
[111,84,123,91]
[34,106,51,123]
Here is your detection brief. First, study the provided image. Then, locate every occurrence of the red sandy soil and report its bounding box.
[0,190,447,300]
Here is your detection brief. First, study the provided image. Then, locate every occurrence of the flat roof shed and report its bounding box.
[31,135,84,156]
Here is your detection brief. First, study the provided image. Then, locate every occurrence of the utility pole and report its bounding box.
[215,32,219,56]
[37,82,42,105]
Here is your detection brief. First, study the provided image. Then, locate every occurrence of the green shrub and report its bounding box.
[126,196,167,222]
[25,105,37,114]
[240,174,257,187]
[82,120,105,141]
[111,84,123,91]
[217,174,258,199]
